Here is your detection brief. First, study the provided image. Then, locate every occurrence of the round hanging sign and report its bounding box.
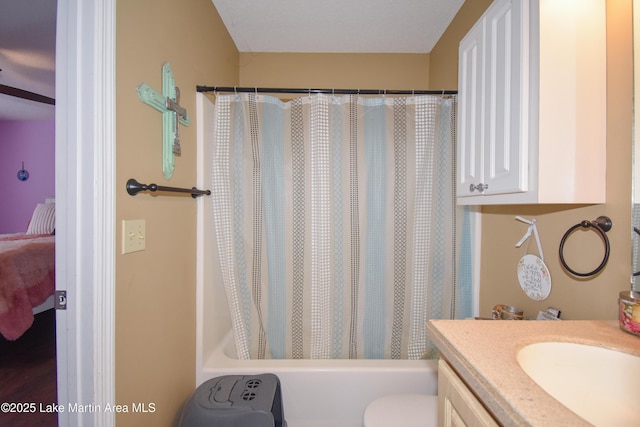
[517,254,552,301]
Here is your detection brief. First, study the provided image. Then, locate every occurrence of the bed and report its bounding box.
[0,202,55,340]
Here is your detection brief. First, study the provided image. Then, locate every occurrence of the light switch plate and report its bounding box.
[122,219,146,254]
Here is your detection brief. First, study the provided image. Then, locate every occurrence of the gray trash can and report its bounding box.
[178,374,286,427]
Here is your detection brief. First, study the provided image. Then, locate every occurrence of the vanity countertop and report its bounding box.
[426,319,640,426]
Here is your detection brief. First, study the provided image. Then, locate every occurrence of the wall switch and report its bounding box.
[122,219,146,254]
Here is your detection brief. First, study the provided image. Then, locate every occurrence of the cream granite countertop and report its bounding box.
[426,320,640,426]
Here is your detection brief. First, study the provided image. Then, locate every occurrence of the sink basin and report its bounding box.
[517,342,640,426]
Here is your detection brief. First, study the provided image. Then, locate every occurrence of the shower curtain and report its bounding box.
[210,93,472,360]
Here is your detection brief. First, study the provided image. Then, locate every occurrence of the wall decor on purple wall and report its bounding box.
[17,161,30,181]
[0,120,55,233]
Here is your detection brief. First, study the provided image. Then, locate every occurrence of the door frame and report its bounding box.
[55,0,116,425]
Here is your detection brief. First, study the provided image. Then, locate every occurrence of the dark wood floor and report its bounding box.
[0,309,57,427]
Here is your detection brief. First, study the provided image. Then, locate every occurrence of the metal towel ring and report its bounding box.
[559,216,612,277]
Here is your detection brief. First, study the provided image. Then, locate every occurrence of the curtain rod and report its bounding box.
[196,85,457,96]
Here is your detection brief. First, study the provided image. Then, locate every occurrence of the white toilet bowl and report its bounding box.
[362,394,437,427]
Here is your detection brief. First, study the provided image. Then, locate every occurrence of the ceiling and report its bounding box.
[0,0,463,120]
[0,0,56,120]
[212,0,465,53]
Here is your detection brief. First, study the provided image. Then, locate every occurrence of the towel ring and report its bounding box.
[559,216,612,277]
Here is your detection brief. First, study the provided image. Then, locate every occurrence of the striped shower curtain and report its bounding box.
[211,93,472,360]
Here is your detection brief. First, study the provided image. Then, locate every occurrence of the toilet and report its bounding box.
[362,394,438,427]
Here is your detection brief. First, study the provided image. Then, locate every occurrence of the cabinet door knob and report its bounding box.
[469,183,489,193]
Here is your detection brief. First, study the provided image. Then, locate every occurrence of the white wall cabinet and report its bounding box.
[457,0,606,205]
[438,360,499,427]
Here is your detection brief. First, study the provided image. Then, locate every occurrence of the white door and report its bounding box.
[55,0,116,426]
[457,17,485,197]
[482,0,526,195]
[457,0,527,199]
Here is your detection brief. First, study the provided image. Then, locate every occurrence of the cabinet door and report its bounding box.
[482,0,526,195]
[457,15,485,197]
[438,360,499,427]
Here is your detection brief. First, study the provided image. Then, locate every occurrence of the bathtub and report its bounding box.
[199,331,439,427]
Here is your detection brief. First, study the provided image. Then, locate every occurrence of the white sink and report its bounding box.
[517,342,640,426]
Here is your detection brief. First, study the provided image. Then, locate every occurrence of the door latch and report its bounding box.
[55,290,67,310]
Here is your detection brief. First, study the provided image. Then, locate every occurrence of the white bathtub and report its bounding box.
[198,331,438,427]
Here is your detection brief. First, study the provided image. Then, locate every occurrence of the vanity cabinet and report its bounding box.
[456,0,606,205]
[438,360,498,427]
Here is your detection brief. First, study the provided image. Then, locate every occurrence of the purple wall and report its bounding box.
[0,120,55,233]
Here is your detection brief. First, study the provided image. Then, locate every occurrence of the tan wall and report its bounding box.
[431,0,633,320]
[115,0,238,425]
[239,53,430,90]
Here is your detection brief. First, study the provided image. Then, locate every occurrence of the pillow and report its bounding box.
[26,203,56,235]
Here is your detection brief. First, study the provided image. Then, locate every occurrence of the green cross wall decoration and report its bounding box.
[137,62,191,180]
